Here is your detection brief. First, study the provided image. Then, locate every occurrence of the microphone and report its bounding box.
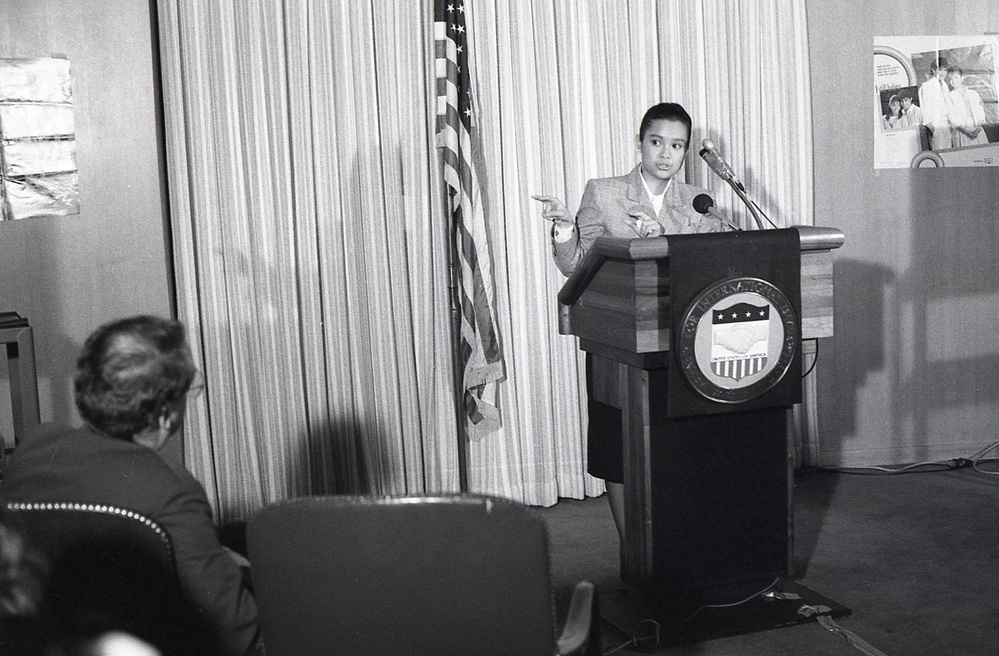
[699,139,745,192]
[692,193,741,231]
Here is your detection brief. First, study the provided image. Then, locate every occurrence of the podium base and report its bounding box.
[599,578,850,648]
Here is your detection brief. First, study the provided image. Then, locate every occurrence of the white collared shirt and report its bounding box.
[641,174,672,216]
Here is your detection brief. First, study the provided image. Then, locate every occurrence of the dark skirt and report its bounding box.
[585,354,624,484]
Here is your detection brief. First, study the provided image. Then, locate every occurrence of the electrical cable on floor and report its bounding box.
[970,441,999,475]
[601,577,780,654]
[817,437,999,476]
[825,461,964,474]
[602,618,659,655]
[670,576,782,625]
[815,613,891,656]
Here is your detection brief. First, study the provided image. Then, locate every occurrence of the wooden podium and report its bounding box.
[558,226,844,604]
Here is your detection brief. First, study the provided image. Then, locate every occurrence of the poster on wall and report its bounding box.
[0,57,79,220]
[874,35,999,169]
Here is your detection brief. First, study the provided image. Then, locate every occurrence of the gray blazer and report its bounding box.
[552,164,723,276]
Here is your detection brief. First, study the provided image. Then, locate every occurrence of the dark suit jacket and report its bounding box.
[552,164,723,276]
[1,423,260,656]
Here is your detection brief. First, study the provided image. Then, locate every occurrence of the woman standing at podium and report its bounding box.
[533,102,725,547]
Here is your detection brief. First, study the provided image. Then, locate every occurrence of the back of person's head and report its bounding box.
[0,510,48,656]
[74,316,195,441]
[0,510,46,619]
[639,102,693,143]
[0,517,193,655]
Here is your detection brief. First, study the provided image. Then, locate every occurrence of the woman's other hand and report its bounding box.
[627,208,664,238]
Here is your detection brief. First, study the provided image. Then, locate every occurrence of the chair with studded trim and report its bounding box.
[3,501,176,574]
[2,501,206,653]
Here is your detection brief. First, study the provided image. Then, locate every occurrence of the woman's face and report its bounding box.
[639,118,689,190]
[889,98,900,115]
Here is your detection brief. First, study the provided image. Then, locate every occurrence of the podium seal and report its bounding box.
[677,277,798,404]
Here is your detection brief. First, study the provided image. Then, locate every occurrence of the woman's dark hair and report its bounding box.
[639,102,693,144]
[74,316,195,440]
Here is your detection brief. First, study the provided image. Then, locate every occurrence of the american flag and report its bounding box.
[435,0,505,440]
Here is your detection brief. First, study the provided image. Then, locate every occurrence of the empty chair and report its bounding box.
[247,494,599,656]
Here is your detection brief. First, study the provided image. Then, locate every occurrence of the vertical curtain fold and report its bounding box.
[157,0,813,520]
[159,0,461,522]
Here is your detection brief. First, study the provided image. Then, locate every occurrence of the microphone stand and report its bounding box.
[727,179,766,230]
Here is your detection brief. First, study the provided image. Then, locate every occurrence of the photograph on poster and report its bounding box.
[874,35,999,169]
[0,57,79,221]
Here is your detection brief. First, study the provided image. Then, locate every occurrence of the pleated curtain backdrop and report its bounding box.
[157,0,813,522]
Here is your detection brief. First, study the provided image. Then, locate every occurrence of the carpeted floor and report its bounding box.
[538,467,999,655]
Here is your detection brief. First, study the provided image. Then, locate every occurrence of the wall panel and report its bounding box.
[0,0,172,452]
[807,0,999,466]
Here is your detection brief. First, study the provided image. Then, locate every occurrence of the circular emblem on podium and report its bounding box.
[676,277,798,404]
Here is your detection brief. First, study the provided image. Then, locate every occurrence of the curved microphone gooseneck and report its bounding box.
[699,138,766,230]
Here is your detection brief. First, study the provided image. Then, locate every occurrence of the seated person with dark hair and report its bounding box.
[0,507,45,619]
[1,315,262,656]
[0,507,47,656]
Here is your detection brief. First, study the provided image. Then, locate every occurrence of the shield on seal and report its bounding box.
[710,302,770,381]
